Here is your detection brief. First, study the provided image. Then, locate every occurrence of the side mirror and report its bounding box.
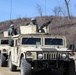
[9,39,14,47]
[67,44,75,51]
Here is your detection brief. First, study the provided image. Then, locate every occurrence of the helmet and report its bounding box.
[31,18,36,21]
[10,24,14,27]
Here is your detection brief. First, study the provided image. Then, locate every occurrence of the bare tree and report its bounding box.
[36,4,43,17]
[53,6,62,16]
[64,0,71,19]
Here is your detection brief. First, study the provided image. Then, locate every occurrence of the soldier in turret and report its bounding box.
[8,22,18,36]
[30,18,37,25]
[28,18,38,32]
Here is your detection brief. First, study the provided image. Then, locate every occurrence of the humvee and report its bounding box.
[0,37,10,67]
[4,25,75,75]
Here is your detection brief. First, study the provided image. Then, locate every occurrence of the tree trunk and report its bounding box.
[64,0,70,19]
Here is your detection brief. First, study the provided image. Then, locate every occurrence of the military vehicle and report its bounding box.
[0,37,10,67]
[3,22,75,75]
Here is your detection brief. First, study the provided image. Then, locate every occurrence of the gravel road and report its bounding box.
[0,67,76,75]
[0,67,20,75]
[0,67,64,75]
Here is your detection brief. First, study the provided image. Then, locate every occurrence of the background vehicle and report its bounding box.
[0,37,10,67]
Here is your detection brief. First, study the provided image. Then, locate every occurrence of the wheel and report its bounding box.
[21,57,31,75]
[68,60,75,75]
[8,56,17,71]
[0,54,7,67]
[64,60,75,75]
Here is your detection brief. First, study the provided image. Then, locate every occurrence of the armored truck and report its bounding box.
[4,25,75,75]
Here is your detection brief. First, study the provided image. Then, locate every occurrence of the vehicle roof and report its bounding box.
[9,33,66,39]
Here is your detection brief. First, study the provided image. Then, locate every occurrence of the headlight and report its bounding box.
[62,54,67,59]
[38,54,43,59]
[26,52,32,56]
[3,49,7,52]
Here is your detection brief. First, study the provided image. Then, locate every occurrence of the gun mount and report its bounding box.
[38,18,53,33]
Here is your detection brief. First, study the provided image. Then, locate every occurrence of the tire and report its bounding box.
[21,57,31,75]
[0,54,7,67]
[68,60,75,75]
[8,56,17,71]
[64,60,75,75]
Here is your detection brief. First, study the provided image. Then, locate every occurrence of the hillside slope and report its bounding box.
[0,16,76,44]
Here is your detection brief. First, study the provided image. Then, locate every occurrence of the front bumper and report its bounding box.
[25,51,75,71]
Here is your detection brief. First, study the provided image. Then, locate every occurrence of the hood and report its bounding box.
[0,45,10,50]
[41,47,69,51]
[41,48,57,51]
[20,46,42,52]
[20,46,70,53]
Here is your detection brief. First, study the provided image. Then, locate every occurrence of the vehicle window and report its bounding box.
[45,38,63,45]
[22,38,41,45]
[1,40,9,44]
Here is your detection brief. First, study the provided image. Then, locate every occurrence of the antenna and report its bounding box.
[45,0,46,16]
[10,0,12,21]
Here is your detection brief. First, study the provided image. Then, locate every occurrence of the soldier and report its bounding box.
[30,18,38,32]
[8,23,18,36]
[30,18,37,25]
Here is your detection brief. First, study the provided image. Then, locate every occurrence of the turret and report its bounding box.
[3,25,36,37]
[3,18,53,37]
[20,25,37,34]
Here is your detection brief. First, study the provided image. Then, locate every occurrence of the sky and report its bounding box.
[0,0,76,22]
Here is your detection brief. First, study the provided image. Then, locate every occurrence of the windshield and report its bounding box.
[22,38,41,45]
[1,40,9,44]
[45,38,63,45]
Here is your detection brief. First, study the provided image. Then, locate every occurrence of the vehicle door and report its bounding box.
[9,38,18,63]
[13,38,19,63]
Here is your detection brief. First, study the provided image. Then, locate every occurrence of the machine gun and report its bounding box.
[38,18,53,32]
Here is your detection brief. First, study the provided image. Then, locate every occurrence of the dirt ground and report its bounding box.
[0,67,20,75]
